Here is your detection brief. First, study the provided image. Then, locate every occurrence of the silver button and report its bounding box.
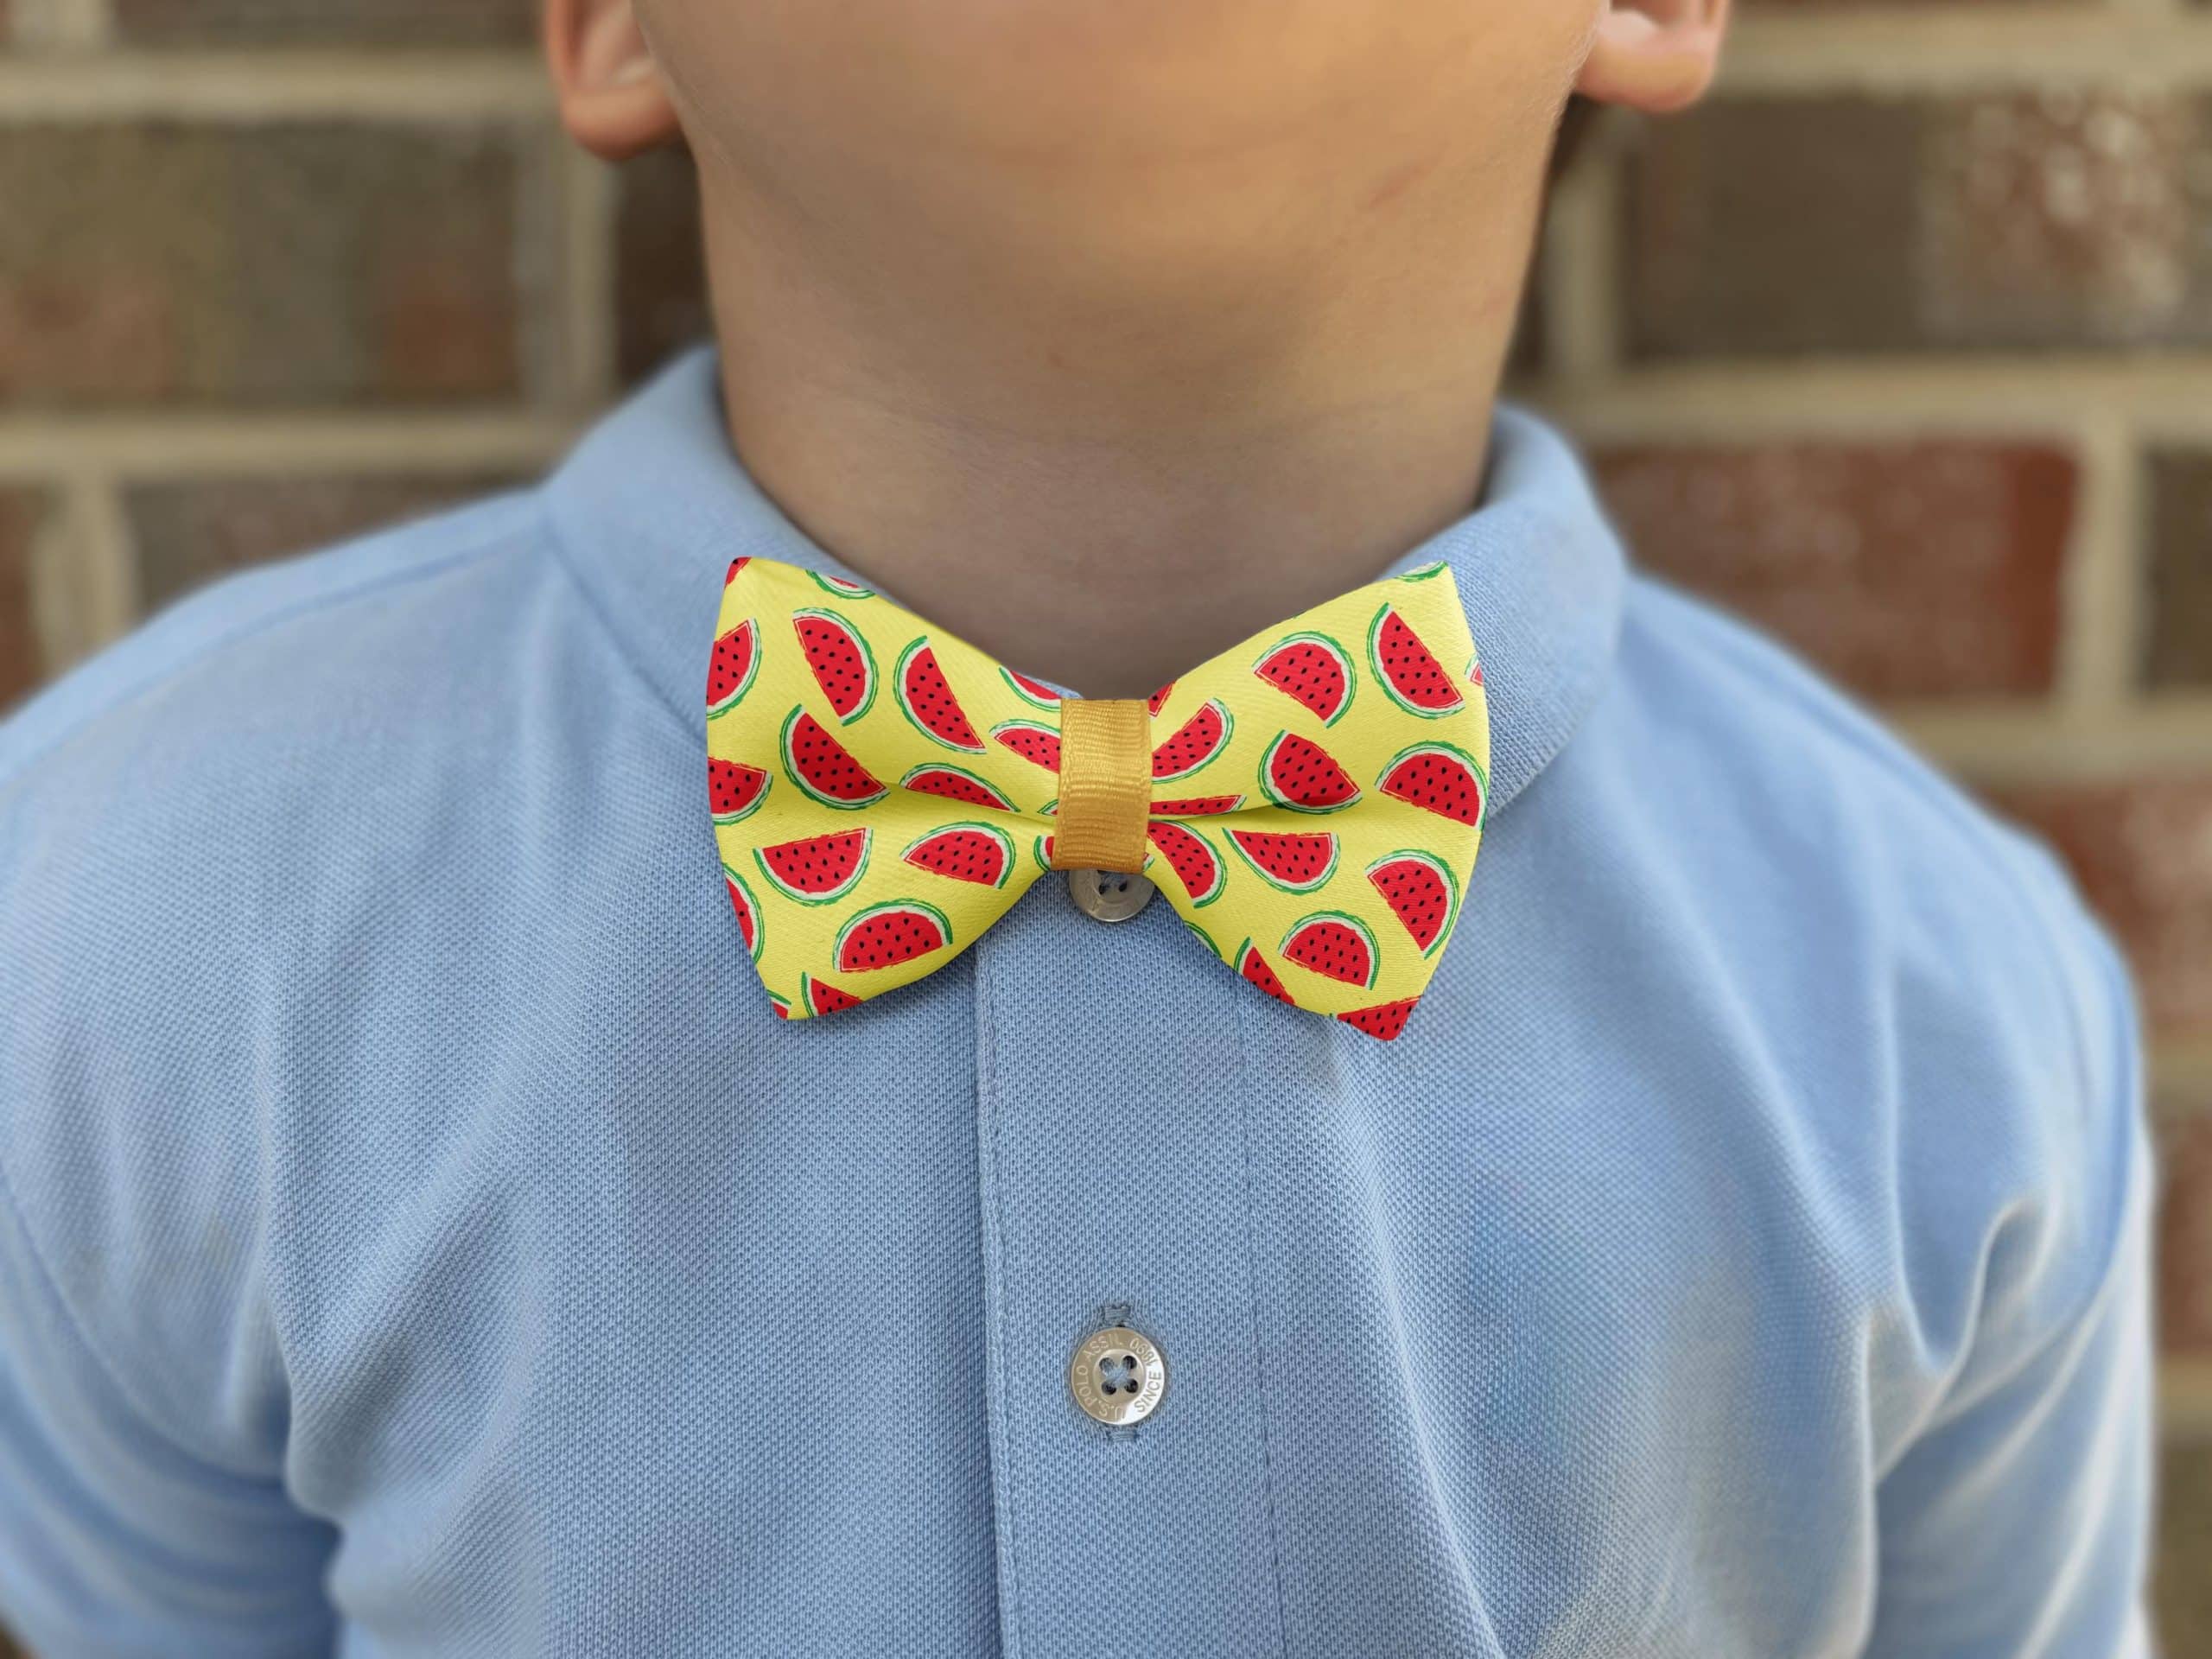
[1066,868,1155,923]
[1069,1324,1168,1427]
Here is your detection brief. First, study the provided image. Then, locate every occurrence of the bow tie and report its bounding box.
[706,557,1488,1039]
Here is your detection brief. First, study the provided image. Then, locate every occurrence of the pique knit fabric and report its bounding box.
[0,349,2153,1658]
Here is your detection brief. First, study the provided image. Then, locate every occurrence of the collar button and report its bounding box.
[1065,868,1155,923]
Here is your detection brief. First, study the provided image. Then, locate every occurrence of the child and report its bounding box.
[0,1,2152,1654]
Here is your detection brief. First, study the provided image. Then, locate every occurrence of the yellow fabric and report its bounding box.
[706,556,1490,1039]
[1049,699,1151,873]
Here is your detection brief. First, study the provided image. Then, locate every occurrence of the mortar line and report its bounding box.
[2055,410,2145,725]
[561,148,622,412]
[0,416,578,480]
[1722,14,2212,92]
[0,52,550,120]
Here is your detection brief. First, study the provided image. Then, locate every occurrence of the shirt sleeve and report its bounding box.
[1862,890,2156,1658]
[0,1174,340,1658]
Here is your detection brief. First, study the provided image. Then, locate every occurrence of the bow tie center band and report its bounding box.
[705,556,1490,1039]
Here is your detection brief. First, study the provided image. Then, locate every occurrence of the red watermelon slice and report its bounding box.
[1279,912,1379,988]
[899,762,1015,812]
[724,557,750,588]
[1366,849,1460,956]
[1151,794,1243,817]
[754,827,872,904]
[802,973,866,1017]
[992,720,1062,772]
[895,639,985,752]
[1338,996,1421,1041]
[1259,731,1361,814]
[793,609,877,723]
[721,862,763,959]
[1251,631,1353,726]
[1144,820,1224,906]
[1224,828,1338,893]
[1235,938,1296,1006]
[1001,667,1062,709]
[1368,603,1463,718]
[1033,832,1055,872]
[809,570,875,600]
[835,899,952,973]
[1376,741,1485,827]
[1151,699,1231,782]
[1147,682,1175,717]
[901,821,1015,887]
[709,758,771,824]
[707,617,760,716]
[780,708,887,809]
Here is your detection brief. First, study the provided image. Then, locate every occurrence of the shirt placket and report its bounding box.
[971,879,1291,1659]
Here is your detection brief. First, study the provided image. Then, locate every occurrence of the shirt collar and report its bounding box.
[544,346,1625,817]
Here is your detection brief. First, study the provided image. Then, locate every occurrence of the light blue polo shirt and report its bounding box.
[0,350,2152,1657]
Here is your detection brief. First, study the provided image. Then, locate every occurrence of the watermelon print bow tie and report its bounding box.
[706,557,1489,1040]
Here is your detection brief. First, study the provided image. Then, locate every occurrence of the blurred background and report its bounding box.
[0,0,2206,1649]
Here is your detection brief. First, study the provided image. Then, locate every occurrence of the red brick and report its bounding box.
[1990,779,2212,1041]
[111,0,534,44]
[615,148,709,387]
[0,488,48,709]
[126,474,525,610]
[1592,441,2074,700]
[2160,1092,2212,1358]
[2148,450,2212,690]
[0,125,523,407]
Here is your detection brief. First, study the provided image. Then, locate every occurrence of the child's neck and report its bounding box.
[705,180,1529,698]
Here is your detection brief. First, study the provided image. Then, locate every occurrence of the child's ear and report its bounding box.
[1575,0,1731,115]
[543,0,680,161]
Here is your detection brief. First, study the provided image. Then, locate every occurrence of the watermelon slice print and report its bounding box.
[706,617,760,717]
[1234,938,1296,1007]
[709,758,771,824]
[1365,849,1460,956]
[801,973,866,1017]
[1338,996,1421,1041]
[894,639,985,752]
[1224,828,1339,894]
[721,862,764,959]
[767,989,794,1020]
[1368,603,1464,718]
[1033,832,1055,872]
[1185,918,1223,959]
[901,821,1016,888]
[1376,741,1485,827]
[754,827,872,906]
[1146,682,1175,717]
[1251,631,1353,726]
[1279,912,1380,988]
[725,556,751,587]
[992,719,1062,772]
[809,570,875,600]
[835,899,953,974]
[1259,731,1361,814]
[793,609,876,723]
[899,762,1015,812]
[1151,794,1244,817]
[1001,667,1062,709]
[780,708,887,809]
[1151,699,1231,782]
[1145,820,1225,907]
[1399,559,1446,582]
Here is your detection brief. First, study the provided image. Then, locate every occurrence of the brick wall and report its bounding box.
[0,1,2206,1648]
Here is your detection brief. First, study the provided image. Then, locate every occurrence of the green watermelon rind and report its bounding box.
[779,706,888,810]
[766,988,794,1020]
[1257,730,1363,817]
[896,761,1016,812]
[1249,630,1356,728]
[1146,820,1225,908]
[1376,739,1489,824]
[989,719,1061,772]
[752,827,873,908]
[721,861,766,961]
[1033,833,1054,873]
[808,570,876,600]
[1000,666,1062,709]
[1151,698,1234,784]
[893,637,987,753]
[899,820,1016,890]
[1399,559,1448,582]
[1224,828,1340,895]
[706,616,760,719]
[709,760,772,826]
[1363,847,1461,958]
[1184,919,1223,960]
[792,608,878,725]
[834,899,954,974]
[1367,602,1465,720]
[1278,909,1381,990]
